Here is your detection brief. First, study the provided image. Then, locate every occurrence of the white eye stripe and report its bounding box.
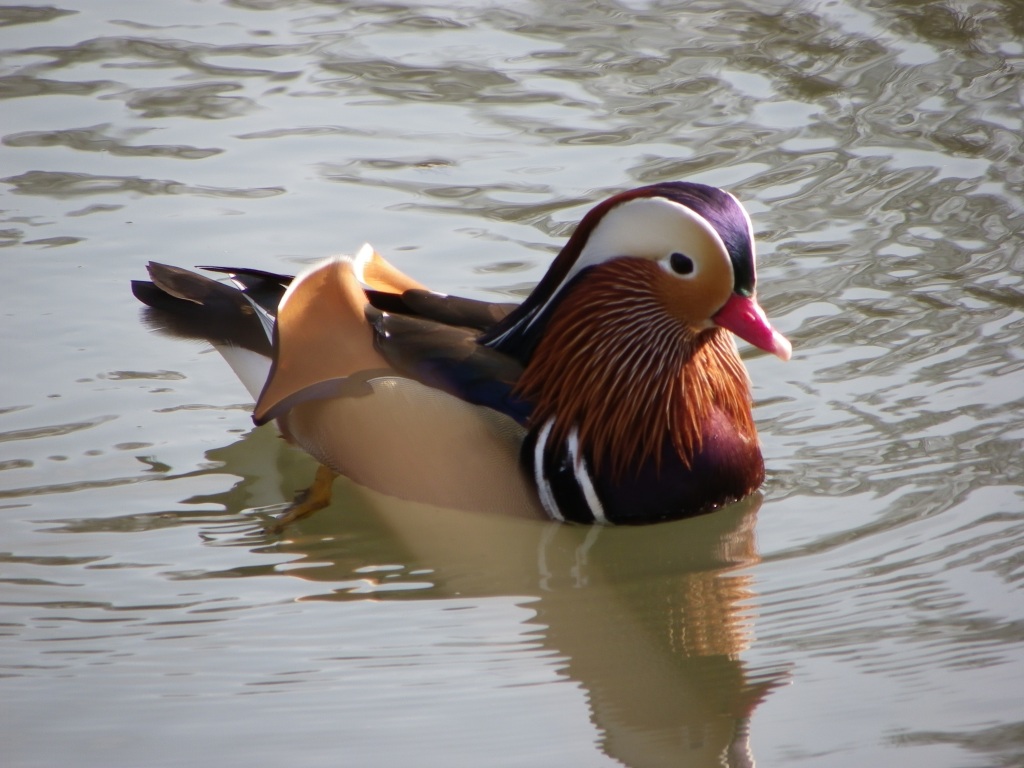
[523,196,733,334]
[580,197,728,266]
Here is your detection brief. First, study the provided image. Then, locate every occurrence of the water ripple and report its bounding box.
[1,1,1023,765]
[0,5,76,28]
[0,415,117,444]
[1,171,284,199]
[3,124,222,159]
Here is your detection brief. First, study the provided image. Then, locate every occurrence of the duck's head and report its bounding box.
[481,181,791,363]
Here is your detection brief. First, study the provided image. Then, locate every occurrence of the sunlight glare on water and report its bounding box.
[1,1,1022,767]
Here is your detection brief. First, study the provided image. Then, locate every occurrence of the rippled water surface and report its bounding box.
[2,1,1023,766]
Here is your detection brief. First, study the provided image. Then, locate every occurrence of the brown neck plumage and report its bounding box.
[515,258,757,478]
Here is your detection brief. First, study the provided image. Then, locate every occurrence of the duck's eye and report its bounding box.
[669,251,694,275]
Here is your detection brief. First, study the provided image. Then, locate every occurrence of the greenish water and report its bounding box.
[2,2,1022,766]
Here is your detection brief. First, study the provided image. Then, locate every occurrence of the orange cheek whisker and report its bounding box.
[515,258,756,481]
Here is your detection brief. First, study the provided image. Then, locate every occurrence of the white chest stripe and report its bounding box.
[567,427,609,525]
[533,419,564,522]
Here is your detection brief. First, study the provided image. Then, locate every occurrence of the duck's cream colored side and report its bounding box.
[244,254,543,517]
[282,376,544,518]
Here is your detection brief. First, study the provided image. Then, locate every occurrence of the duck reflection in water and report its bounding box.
[190,429,788,768]
[136,181,792,764]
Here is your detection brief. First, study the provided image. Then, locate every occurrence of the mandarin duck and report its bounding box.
[133,182,791,528]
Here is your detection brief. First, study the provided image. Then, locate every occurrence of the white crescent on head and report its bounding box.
[523,195,735,333]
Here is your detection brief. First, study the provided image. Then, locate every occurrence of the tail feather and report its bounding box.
[132,252,524,418]
[198,265,292,316]
[132,262,273,356]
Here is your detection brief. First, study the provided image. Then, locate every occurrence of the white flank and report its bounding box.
[211,343,272,401]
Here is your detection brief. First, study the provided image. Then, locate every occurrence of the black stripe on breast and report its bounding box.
[522,420,605,524]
